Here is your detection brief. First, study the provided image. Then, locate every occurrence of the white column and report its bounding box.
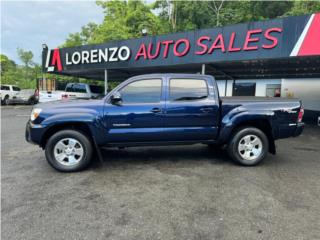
[201,64,206,75]
[104,69,108,95]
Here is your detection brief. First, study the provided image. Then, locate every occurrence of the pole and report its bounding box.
[201,64,206,75]
[104,69,108,95]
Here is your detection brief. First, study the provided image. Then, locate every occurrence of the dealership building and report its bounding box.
[43,13,320,124]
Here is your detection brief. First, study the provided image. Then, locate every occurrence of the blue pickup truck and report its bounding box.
[26,74,304,172]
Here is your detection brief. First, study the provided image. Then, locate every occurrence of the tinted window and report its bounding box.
[233,82,256,96]
[12,86,21,91]
[89,85,104,94]
[119,79,162,103]
[74,84,87,93]
[66,84,87,93]
[169,79,208,101]
[65,84,74,92]
[1,85,10,90]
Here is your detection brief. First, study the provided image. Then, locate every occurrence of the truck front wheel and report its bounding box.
[228,127,268,166]
[45,130,93,172]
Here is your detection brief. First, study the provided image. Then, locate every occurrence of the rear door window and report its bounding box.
[169,79,208,101]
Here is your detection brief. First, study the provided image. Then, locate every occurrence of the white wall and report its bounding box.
[281,78,320,111]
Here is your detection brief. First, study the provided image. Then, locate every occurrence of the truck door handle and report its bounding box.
[150,108,161,113]
[200,107,213,113]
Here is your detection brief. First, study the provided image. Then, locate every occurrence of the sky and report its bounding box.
[1,0,104,64]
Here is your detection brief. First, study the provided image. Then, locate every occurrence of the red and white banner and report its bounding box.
[290,13,320,57]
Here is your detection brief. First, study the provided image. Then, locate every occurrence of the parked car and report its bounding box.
[26,74,304,172]
[1,85,20,105]
[39,90,64,103]
[38,83,104,103]
[10,89,39,105]
[62,83,104,100]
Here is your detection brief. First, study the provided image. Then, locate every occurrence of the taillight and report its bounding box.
[298,107,304,123]
[61,94,68,100]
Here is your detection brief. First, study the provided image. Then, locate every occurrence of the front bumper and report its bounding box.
[25,121,46,145]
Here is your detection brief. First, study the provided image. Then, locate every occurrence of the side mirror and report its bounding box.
[110,92,122,105]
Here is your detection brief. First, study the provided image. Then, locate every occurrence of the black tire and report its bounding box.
[227,127,268,166]
[3,95,10,105]
[28,97,36,105]
[45,130,93,172]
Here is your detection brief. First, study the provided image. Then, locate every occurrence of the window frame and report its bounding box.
[116,78,163,104]
[168,78,209,103]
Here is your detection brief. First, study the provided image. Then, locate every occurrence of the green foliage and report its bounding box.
[1,51,39,89]
[17,48,34,67]
[285,0,320,16]
[61,23,98,48]
[60,0,320,46]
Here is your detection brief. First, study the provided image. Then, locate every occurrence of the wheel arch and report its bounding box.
[40,122,94,149]
[229,119,276,154]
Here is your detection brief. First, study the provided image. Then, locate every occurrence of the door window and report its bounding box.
[12,86,21,91]
[169,79,208,101]
[119,79,162,103]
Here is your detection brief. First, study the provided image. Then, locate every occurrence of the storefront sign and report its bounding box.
[44,14,319,73]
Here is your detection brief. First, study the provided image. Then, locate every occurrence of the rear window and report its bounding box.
[89,85,104,94]
[12,86,21,91]
[169,79,208,101]
[65,84,87,93]
[1,85,10,90]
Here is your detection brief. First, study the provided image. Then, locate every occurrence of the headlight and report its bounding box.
[30,108,42,121]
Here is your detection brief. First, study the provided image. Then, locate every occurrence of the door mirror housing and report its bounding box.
[110,92,122,105]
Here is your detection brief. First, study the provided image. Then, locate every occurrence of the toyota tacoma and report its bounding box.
[26,74,304,172]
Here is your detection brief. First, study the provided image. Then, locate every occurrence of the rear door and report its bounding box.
[105,78,165,142]
[163,76,220,141]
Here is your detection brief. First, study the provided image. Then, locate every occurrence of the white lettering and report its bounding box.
[66,53,72,65]
[109,47,118,62]
[72,52,81,64]
[118,46,130,61]
[81,51,90,64]
[91,49,98,63]
[98,49,108,62]
[64,46,131,65]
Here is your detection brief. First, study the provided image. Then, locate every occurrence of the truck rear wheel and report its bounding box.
[45,130,93,172]
[228,127,268,166]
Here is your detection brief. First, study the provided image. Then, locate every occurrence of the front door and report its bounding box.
[105,78,165,143]
[163,77,220,141]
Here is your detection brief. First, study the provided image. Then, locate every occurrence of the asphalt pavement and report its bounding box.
[1,105,320,240]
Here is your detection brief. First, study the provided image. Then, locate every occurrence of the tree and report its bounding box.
[285,0,320,16]
[62,22,97,47]
[0,54,16,76]
[208,0,225,27]
[17,48,34,68]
